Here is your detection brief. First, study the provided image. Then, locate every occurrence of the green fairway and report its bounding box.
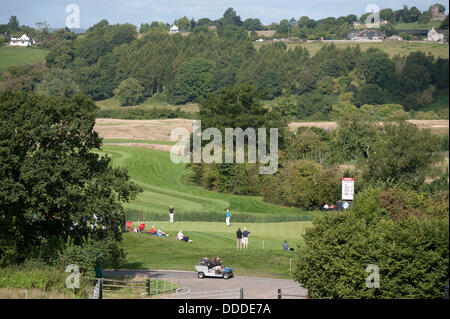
[120,221,311,278]
[0,47,49,73]
[103,139,176,145]
[98,145,315,222]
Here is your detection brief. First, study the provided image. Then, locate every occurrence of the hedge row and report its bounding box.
[96,107,199,120]
[125,209,314,223]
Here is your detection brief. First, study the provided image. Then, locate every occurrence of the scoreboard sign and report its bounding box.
[342,177,355,201]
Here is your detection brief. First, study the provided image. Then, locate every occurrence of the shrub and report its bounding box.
[293,211,449,298]
[114,78,144,106]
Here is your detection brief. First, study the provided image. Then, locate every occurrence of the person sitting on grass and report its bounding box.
[177,230,193,243]
[148,225,156,234]
[156,228,169,236]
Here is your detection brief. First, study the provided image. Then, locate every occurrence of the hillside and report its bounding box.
[0,47,49,73]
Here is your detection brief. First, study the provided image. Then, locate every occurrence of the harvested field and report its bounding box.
[95,118,194,141]
[95,119,448,153]
[289,120,449,134]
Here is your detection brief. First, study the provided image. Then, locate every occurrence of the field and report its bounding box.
[255,40,449,59]
[97,145,314,221]
[394,21,443,30]
[95,144,314,278]
[120,221,311,278]
[0,46,49,73]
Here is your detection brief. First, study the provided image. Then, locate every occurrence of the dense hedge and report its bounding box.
[125,209,314,223]
[293,188,449,298]
[96,107,199,120]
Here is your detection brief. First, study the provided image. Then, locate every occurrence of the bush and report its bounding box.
[261,160,340,209]
[293,210,449,298]
[96,107,198,120]
[114,78,144,106]
[125,209,313,223]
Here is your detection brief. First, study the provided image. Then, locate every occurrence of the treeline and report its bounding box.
[189,85,448,210]
[1,18,448,119]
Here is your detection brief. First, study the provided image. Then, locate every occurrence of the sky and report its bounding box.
[1,0,448,29]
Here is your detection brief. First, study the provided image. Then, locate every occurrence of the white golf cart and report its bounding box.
[195,257,233,279]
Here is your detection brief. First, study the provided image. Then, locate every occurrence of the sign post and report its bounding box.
[342,177,355,201]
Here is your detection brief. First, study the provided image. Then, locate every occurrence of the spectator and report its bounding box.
[149,225,156,234]
[282,240,289,250]
[242,228,251,249]
[236,227,243,250]
[177,230,193,243]
[330,204,335,211]
[322,203,329,211]
[157,228,169,236]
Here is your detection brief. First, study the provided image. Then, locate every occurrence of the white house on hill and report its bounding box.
[9,34,33,47]
[169,25,179,34]
[427,27,445,42]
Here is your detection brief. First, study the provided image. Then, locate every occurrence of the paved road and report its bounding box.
[103,269,307,299]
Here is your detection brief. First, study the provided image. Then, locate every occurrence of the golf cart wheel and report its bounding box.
[223,272,231,279]
[198,272,205,279]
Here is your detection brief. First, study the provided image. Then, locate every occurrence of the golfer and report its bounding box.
[242,227,251,249]
[169,205,175,223]
[226,209,232,226]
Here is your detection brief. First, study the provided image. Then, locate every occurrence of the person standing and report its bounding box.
[236,227,243,250]
[242,227,251,249]
[282,240,289,251]
[226,209,232,226]
[169,205,175,223]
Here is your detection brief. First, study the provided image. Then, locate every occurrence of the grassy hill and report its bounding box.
[120,221,310,278]
[0,47,49,73]
[96,145,315,222]
[255,41,449,59]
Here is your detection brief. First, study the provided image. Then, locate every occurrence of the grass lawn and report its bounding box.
[0,46,49,73]
[395,21,442,30]
[255,41,449,59]
[103,139,176,145]
[120,221,311,278]
[97,146,315,220]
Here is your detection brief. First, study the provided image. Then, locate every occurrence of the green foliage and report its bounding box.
[96,107,197,120]
[114,78,144,106]
[167,58,216,104]
[357,118,442,187]
[261,160,340,209]
[0,91,142,265]
[293,209,449,298]
[36,68,79,98]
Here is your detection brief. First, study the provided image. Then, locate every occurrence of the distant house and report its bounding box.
[9,34,33,47]
[387,34,403,41]
[169,25,179,34]
[348,29,384,41]
[427,27,445,42]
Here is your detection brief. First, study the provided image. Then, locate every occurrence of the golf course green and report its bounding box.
[98,145,315,221]
[97,145,315,277]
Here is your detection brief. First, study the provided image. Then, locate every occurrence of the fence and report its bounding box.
[89,277,179,299]
[277,286,309,299]
[169,288,244,299]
